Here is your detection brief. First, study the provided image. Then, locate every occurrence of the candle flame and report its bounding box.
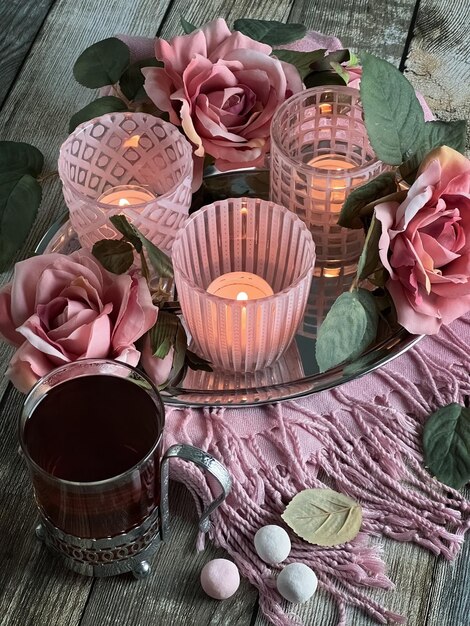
[123,135,141,148]
[236,291,249,301]
[319,103,333,114]
[118,198,130,207]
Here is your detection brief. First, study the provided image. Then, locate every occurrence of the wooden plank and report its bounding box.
[0,0,56,109]
[404,0,470,151]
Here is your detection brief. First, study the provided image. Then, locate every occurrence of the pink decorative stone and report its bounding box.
[58,112,193,256]
[200,559,240,599]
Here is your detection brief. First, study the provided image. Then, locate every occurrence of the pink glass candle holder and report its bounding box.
[172,197,316,373]
[270,86,387,276]
[58,112,193,255]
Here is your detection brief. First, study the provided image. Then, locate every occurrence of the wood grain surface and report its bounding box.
[1,0,469,625]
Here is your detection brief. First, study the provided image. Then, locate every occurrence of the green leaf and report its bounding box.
[73,37,131,88]
[304,70,347,88]
[181,16,198,34]
[330,61,350,84]
[356,215,382,281]
[282,488,362,546]
[307,49,350,72]
[338,171,398,229]
[109,214,142,251]
[150,310,179,358]
[120,58,163,101]
[0,141,44,178]
[234,19,306,45]
[315,290,379,372]
[400,120,468,185]
[69,96,129,133]
[360,52,426,165]
[109,214,173,278]
[168,320,187,383]
[423,402,470,490]
[273,49,326,79]
[91,239,134,274]
[0,175,41,270]
[186,349,212,372]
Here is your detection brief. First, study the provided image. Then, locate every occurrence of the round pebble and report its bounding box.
[200,558,240,600]
[276,563,318,604]
[254,525,291,565]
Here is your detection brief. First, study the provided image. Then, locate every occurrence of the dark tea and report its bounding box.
[23,375,164,539]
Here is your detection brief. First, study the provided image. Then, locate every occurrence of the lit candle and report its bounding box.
[308,154,358,213]
[98,185,156,207]
[207,272,274,300]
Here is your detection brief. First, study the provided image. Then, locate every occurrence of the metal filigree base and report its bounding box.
[35,506,162,577]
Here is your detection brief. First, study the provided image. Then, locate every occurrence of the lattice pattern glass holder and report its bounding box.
[172,197,316,373]
[58,112,193,256]
[270,86,387,276]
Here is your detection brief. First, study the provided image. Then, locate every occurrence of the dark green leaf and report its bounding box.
[186,349,213,372]
[109,214,173,278]
[338,171,398,229]
[360,52,426,165]
[91,239,134,274]
[0,175,41,270]
[150,310,179,358]
[109,214,142,251]
[356,215,382,280]
[315,290,378,372]
[120,58,163,101]
[73,37,130,88]
[234,19,306,45]
[0,141,44,178]
[168,320,187,383]
[273,49,326,79]
[69,96,128,133]
[423,403,470,489]
[399,120,468,185]
[307,49,350,72]
[304,70,347,88]
[181,16,198,34]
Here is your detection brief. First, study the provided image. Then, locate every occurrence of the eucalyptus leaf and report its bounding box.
[423,402,470,489]
[92,239,134,274]
[273,49,326,79]
[73,37,131,88]
[0,175,41,270]
[282,488,362,546]
[356,215,382,280]
[69,96,128,133]
[360,52,425,165]
[400,120,467,185]
[234,19,306,45]
[0,141,44,177]
[120,58,163,101]
[109,214,142,251]
[338,171,397,229]
[181,16,198,34]
[315,290,378,372]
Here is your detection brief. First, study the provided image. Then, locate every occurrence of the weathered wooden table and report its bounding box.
[1,1,469,625]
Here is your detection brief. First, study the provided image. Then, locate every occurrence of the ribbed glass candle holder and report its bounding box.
[58,112,193,255]
[172,197,316,373]
[270,86,387,276]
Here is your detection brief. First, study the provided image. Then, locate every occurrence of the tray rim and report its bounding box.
[35,171,423,407]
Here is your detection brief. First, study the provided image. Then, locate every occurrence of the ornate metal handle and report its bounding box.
[160,444,232,541]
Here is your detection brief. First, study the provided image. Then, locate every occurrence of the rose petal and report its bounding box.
[6,342,57,394]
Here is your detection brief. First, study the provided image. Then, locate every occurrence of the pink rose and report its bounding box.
[0,250,157,392]
[375,146,470,334]
[142,18,303,173]
[140,333,175,389]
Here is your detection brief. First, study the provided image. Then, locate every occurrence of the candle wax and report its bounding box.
[98,185,156,207]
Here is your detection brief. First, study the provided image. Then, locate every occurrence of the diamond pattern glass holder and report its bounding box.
[36,169,422,407]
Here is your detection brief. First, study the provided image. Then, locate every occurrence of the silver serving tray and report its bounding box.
[36,170,422,407]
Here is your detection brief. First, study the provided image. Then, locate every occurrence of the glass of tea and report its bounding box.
[19,359,231,578]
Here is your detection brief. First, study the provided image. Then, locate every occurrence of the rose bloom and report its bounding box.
[143,18,303,173]
[0,251,157,393]
[375,146,470,335]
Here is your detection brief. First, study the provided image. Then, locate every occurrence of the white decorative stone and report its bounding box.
[276,563,318,604]
[254,525,292,565]
[200,558,240,600]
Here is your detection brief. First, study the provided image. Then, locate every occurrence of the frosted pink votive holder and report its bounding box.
[172,197,316,373]
[58,112,193,256]
[270,86,387,275]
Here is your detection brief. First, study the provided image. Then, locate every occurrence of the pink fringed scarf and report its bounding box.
[165,314,470,626]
